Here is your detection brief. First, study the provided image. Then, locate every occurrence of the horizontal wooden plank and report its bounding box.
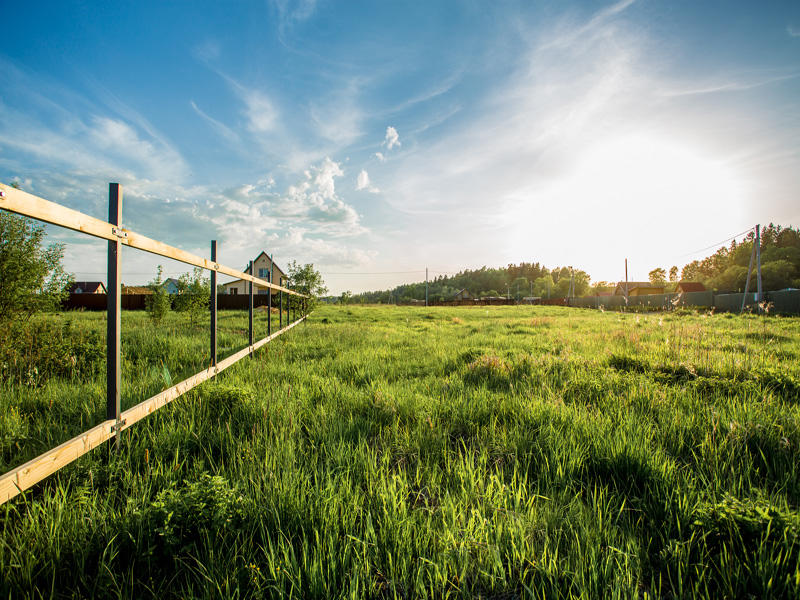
[0,183,305,297]
[0,419,115,505]
[0,316,306,505]
[120,316,305,431]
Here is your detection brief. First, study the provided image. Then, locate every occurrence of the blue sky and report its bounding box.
[1,0,798,294]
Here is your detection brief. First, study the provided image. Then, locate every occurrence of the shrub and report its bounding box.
[145,266,170,325]
[140,474,248,555]
[0,319,104,385]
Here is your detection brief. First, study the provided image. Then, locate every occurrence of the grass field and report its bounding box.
[1,305,799,598]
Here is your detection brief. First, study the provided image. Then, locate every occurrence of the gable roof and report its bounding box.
[121,285,153,295]
[67,281,106,294]
[244,251,286,278]
[614,281,664,295]
[676,281,706,293]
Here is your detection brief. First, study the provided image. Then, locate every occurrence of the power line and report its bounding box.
[320,270,425,275]
[677,227,755,258]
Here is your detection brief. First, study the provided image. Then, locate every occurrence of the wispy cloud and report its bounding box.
[190,100,240,143]
[788,25,800,37]
[659,72,799,97]
[539,0,638,50]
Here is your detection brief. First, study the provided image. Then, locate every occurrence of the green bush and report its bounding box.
[0,319,104,386]
[139,474,248,555]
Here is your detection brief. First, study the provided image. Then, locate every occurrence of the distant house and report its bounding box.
[68,281,106,294]
[121,285,153,295]
[453,288,472,300]
[163,278,181,294]
[614,282,665,296]
[675,281,706,293]
[222,252,288,295]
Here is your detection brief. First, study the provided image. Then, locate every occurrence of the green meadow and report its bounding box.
[1,305,799,599]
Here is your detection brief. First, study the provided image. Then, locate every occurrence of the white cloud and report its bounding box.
[272,157,366,235]
[374,152,385,162]
[356,169,379,193]
[383,126,400,150]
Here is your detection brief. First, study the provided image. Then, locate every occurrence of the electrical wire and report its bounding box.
[677,227,755,258]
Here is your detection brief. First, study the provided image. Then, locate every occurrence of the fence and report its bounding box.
[0,182,309,505]
[404,290,799,314]
[566,290,799,315]
[63,292,287,311]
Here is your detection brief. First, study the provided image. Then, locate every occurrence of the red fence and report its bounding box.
[63,293,280,311]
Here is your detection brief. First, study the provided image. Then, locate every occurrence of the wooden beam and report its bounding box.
[0,183,306,297]
[0,316,306,505]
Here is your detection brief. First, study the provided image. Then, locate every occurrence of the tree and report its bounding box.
[286,261,327,310]
[340,290,352,305]
[146,265,170,325]
[0,209,72,321]
[669,266,678,282]
[532,275,554,298]
[649,268,666,285]
[174,267,209,327]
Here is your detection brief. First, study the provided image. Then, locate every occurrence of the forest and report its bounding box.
[348,224,800,303]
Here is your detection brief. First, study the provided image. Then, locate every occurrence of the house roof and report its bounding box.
[67,281,106,294]
[246,251,286,276]
[163,278,181,287]
[121,286,153,295]
[223,251,287,288]
[676,281,706,292]
[614,281,665,295]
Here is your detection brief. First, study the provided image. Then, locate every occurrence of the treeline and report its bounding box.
[342,224,800,304]
[678,224,800,292]
[349,263,594,304]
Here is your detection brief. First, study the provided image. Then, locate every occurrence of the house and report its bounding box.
[222,252,288,295]
[121,285,153,295]
[675,281,706,293]
[67,281,106,294]
[163,278,181,294]
[614,282,665,296]
[453,288,472,300]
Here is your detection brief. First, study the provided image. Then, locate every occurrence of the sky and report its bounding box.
[1,0,798,294]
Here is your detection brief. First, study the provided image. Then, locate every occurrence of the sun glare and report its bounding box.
[508,133,747,274]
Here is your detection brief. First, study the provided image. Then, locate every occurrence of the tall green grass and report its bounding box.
[1,305,799,598]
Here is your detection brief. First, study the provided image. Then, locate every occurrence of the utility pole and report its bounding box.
[624,259,629,299]
[425,267,428,307]
[741,230,756,313]
[756,224,763,310]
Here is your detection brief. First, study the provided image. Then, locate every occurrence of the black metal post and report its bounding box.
[248,260,253,351]
[107,183,122,447]
[267,256,272,336]
[279,281,283,329]
[210,240,217,367]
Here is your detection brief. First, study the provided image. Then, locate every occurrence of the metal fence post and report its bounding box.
[210,240,217,368]
[267,256,272,336]
[248,259,254,353]
[280,283,283,329]
[107,183,123,447]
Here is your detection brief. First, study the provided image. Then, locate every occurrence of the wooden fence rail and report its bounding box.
[0,181,310,505]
